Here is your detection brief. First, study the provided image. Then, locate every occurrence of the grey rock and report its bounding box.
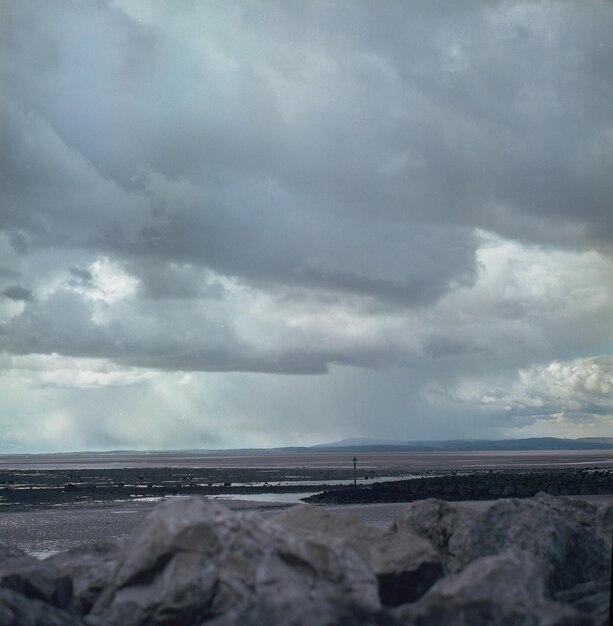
[533,493,602,536]
[0,494,608,625]
[0,552,72,609]
[596,501,612,548]
[396,550,592,626]
[555,581,611,626]
[205,602,396,626]
[390,498,477,572]
[47,541,121,614]
[88,497,380,626]
[0,588,84,626]
[278,505,443,606]
[276,504,384,563]
[370,533,443,607]
[0,541,27,562]
[448,493,610,593]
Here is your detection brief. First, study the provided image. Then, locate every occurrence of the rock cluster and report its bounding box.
[0,493,610,625]
[305,469,613,504]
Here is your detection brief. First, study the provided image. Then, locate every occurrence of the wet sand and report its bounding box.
[0,498,299,557]
[0,499,286,558]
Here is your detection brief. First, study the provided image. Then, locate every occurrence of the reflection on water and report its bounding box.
[208,492,319,504]
[30,550,59,560]
[126,492,320,504]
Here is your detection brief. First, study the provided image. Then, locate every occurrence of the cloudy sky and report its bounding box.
[1,0,612,452]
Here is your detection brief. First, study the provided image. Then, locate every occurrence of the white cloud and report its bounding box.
[67,257,139,304]
[439,355,613,428]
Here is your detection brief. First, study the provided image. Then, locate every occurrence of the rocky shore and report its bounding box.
[1,467,610,509]
[0,493,610,625]
[0,466,391,509]
[304,469,613,504]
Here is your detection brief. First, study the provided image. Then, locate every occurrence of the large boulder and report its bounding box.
[554,581,611,626]
[369,532,443,607]
[389,499,477,573]
[203,600,397,626]
[0,551,72,609]
[0,588,84,626]
[276,504,383,562]
[596,501,613,548]
[277,505,443,606]
[47,541,122,614]
[396,550,592,626]
[0,541,28,561]
[0,540,79,624]
[87,497,381,626]
[0,494,608,625]
[447,493,610,594]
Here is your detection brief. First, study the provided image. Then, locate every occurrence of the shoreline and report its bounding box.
[1,460,610,559]
[1,493,611,560]
[0,465,610,510]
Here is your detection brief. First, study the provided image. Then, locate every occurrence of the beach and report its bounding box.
[0,449,610,557]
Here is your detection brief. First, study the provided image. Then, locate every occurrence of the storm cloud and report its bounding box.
[0,0,612,451]
[1,285,33,302]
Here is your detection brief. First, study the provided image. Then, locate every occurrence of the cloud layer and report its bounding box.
[1,1,612,450]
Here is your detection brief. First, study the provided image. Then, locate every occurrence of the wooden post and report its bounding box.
[352,456,358,487]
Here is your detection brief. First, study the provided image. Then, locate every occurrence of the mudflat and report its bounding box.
[1,449,611,509]
[2,494,611,559]
[0,450,610,557]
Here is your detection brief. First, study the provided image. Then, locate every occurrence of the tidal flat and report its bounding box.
[0,465,414,510]
[0,450,611,558]
[0,447,611,509]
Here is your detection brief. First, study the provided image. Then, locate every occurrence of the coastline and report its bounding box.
[1,491,611,559]
[0,451,610,558]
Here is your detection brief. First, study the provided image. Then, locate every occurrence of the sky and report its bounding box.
[0,0,612,452]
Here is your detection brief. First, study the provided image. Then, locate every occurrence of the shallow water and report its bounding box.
[208,492,319,504]
[128,492,319,504]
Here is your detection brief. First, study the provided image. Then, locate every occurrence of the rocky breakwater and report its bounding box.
[304,469,613,504]
[0,493,610,625]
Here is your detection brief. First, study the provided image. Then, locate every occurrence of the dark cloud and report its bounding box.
[1,285,33,302]
[2,1,611,280]
[127,261,224,300]
[0,265,21,279]
[0,1,612,449]
[69,267,93,285]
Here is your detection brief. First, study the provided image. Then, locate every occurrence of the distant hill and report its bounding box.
[6,437,613,459]
[576,437,613,444]
[312,437,403,448]
[311,437,613,452]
